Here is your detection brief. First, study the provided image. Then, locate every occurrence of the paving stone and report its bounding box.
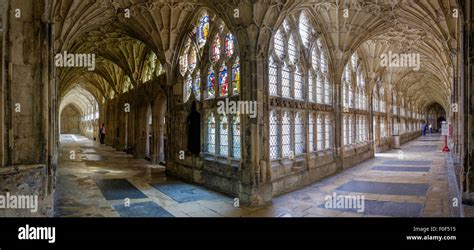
[318,199,423,217]
[372,166,430,172]
[335,180,429,196]
[114,201,174,217]
[95,178,148,200]
[383,160,432,166]
[150,182,219,203]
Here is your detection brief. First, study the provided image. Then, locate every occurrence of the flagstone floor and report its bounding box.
[54,134,472,217]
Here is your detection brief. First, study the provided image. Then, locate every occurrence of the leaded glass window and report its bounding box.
[282,112,291,158]
[317,115,324,150]
[269,111,279,159]
[207,113,216,154]
[295,112,303,155]
[232,115,241,159]
[325,115,331,149]
[308,114,314,152]
[219,116,228,156]
[180,12,212,102]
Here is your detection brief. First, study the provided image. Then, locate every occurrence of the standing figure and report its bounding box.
[99,123,106,144]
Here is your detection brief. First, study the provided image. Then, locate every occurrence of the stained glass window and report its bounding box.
[197,14,210,48]
[232,58,240,95]
[193,71,201,100]
[282,112,291,158]
[232,115,240,159]
[180,12,211,103]
[219,116,228,156]
[211,34,221,63]
[219,64,228,96]
[225,33,234,57]
[207,67,216,98]
[269,111,279,159]
[188,12,240,162]
[207,113,216,154]
[188,47,197,72]
[179,39,190,77]
[295,112,303,155]
[203,20,239,99]
[184,75,192,102]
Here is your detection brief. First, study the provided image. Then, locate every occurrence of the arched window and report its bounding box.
[232,115,241,159]
[308,114,314,152]
[185,11,241,161]
[207,112,216,154]
[269,12,331,104]
[269,111,279,159]
[282,112,291,158]
[343,64,353,108]
[391,92,396,114]
[295,112,304,155]
[379,84,385,112]
[324,115,331,149]
[343,116,348,145]
[219,116,228,156]
[180,12,240,103]
[268,11,333,161]
[312,40,331,105]
[180,17,205,102]
[343,52,368,146]
[317,114,324,150]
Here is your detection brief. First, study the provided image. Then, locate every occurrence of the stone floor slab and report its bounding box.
[382,160,433,166]
[318,199,423,217]
[150,182,219,203]
[335,180,429,196]
[95,178,148,200]
[372,166,430,172]
[113,201,174,217]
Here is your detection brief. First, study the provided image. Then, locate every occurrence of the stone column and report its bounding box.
[0,0,55,216]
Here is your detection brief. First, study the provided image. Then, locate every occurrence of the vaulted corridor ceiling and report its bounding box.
[51,0,459,112]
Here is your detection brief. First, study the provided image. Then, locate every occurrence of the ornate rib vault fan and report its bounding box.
[52,0,459,114]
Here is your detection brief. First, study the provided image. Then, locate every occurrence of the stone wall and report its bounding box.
[0,165,54,217]
[60,104,80,134]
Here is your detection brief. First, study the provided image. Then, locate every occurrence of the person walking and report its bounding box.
[99,123,106,144]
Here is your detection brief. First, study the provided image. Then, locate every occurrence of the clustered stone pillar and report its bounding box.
[0,0,56,216]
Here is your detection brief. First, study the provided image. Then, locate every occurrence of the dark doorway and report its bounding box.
[437,116,446,133]
[187,101,201,155]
